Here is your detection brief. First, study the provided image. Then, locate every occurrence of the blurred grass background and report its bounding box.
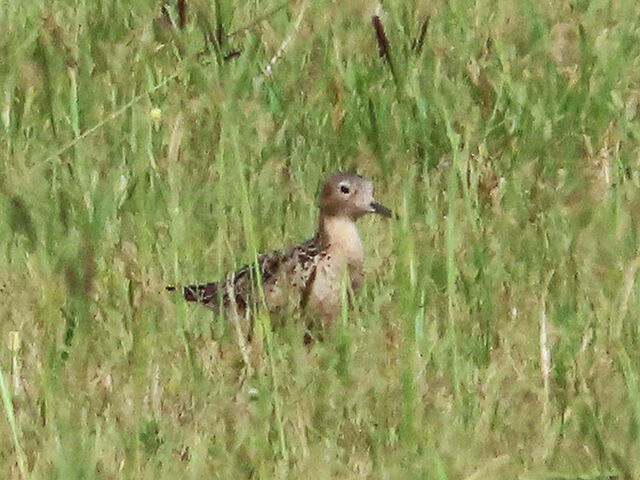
[2,0,640,478]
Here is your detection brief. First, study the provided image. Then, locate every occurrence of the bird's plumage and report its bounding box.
[179,237,324,313]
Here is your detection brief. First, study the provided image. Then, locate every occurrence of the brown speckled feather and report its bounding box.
[181,237,326,314]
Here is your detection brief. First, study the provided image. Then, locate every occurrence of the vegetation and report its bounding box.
[2,0,640,477]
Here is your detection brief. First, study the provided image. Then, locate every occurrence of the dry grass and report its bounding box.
[2,0,640,478]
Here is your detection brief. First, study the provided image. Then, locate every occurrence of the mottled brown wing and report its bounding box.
[281,238,327,307]
[173,237,326,313]
[180,248,286,311]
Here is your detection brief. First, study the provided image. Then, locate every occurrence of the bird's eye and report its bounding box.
[340,185,350,194]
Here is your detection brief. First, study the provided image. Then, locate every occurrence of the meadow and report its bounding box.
[2,0,640,478]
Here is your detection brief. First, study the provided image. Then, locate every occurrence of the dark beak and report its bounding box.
[370,202,393,218]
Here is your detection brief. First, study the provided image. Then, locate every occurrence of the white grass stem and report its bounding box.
[540,271,554,417]
[259,1,308,80]
[0,362,27,478]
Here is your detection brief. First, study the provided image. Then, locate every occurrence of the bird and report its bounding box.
[167,172,392,333]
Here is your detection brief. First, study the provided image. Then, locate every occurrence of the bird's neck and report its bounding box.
[316,214,363,263]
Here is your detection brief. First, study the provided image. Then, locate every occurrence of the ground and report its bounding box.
[1,0,640,478]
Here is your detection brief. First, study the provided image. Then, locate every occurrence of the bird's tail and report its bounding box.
[166,282,221,306]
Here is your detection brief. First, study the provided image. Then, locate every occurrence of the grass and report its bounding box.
[2,0,640,477]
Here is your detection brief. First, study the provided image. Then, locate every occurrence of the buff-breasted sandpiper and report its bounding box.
[168,172,391,332]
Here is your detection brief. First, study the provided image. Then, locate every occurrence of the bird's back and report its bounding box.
[180,237,327,315]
